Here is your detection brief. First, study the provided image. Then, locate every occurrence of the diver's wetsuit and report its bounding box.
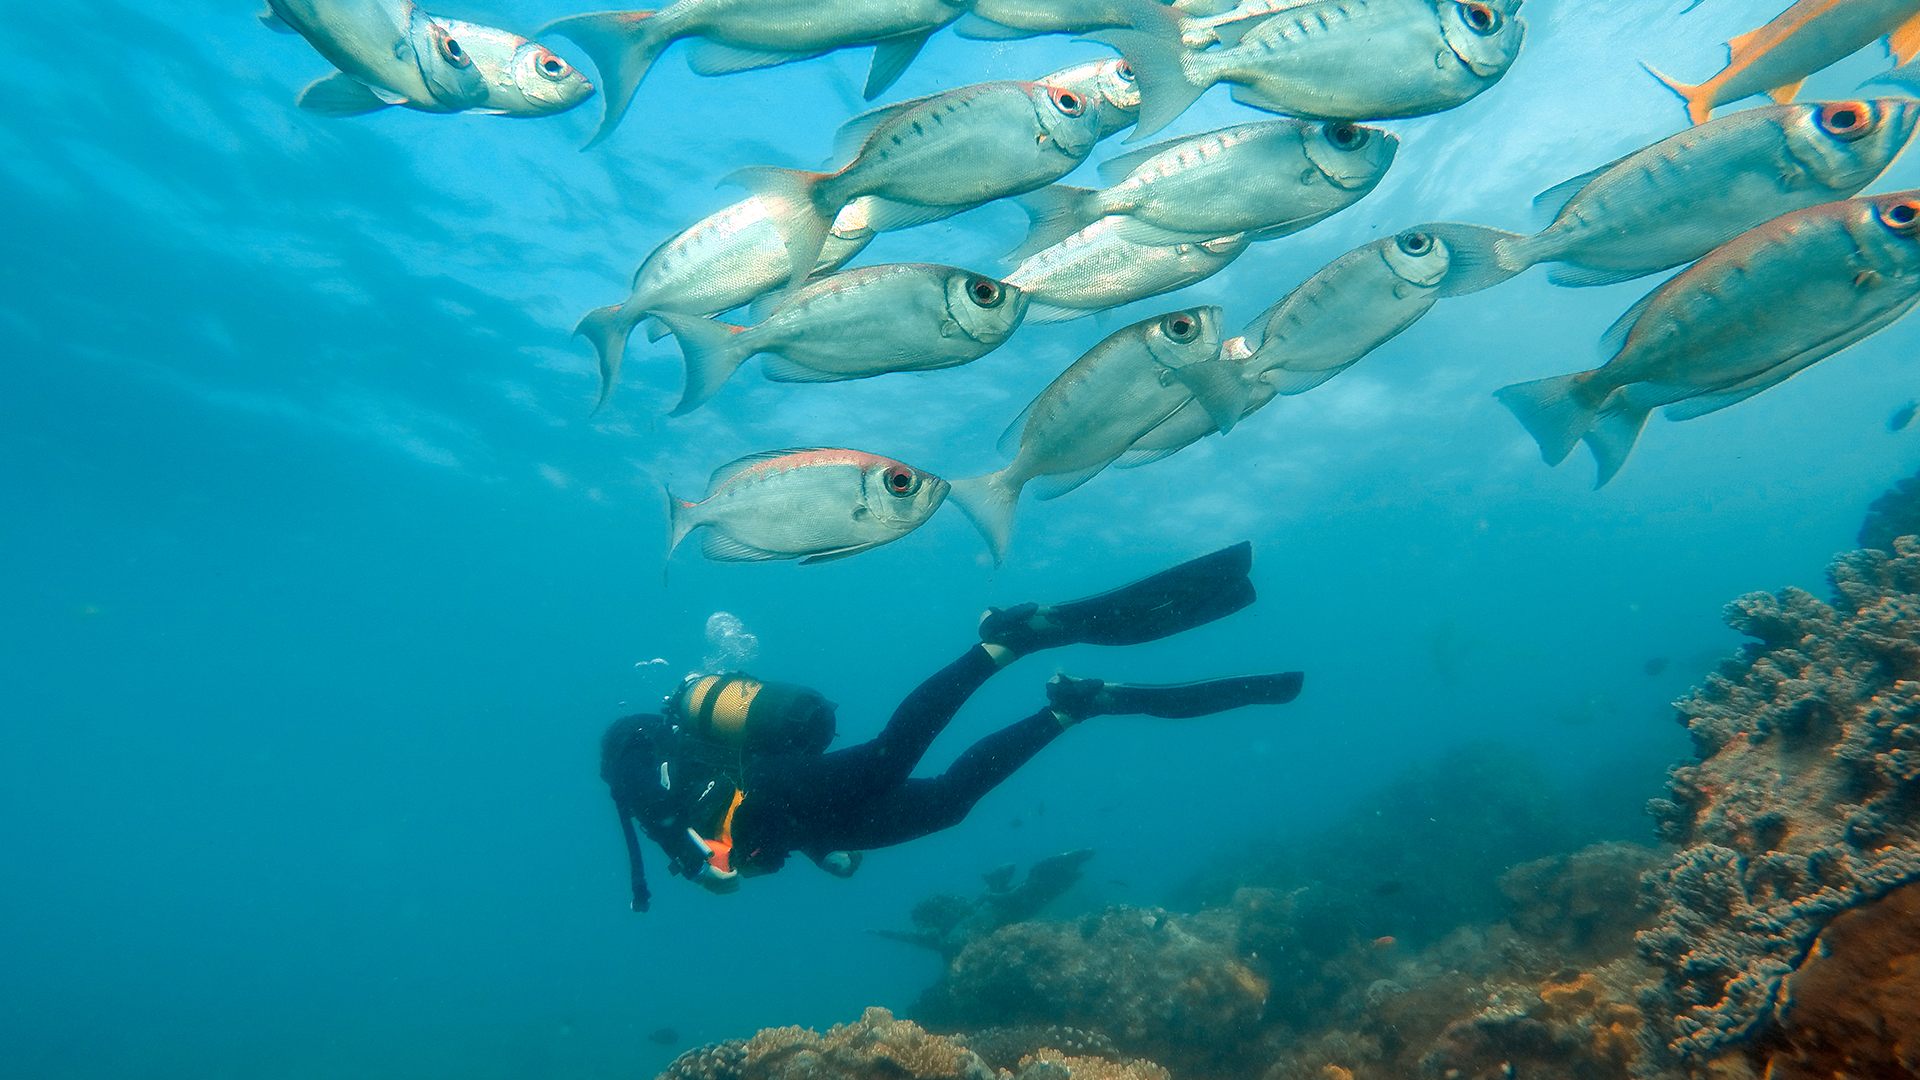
[732,645,1059,865]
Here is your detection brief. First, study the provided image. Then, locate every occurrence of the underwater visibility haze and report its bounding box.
[10,0,1920,1078]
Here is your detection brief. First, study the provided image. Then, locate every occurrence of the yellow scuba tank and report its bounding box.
[666,672,837,763]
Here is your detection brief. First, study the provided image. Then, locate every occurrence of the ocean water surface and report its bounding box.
[4,1,1917,1077]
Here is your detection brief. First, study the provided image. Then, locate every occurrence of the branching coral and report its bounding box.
[1637,539,1920,1067]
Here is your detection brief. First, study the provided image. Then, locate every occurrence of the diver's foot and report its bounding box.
[1046,671,1305,724]
[979,542,1257,658]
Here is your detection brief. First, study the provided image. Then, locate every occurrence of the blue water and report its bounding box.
[4,0,1917,1077]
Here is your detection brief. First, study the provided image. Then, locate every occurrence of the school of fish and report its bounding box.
[262,0,1920,563]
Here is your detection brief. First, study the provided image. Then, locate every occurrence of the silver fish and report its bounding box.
[547,0,970,146]
[955,0,1181,41]
[1496,191,1920,488]
[655,264,1029,414]
[732,80,1106,285]
[434,20,594,116]
[949,308,1245,562]
[576,199,877,413]
[1117,228,1451,465]
[1005,221,1249,323]
[1011,118,1395,257]
[1038,57,1143,140]
[263,0,490,115]
[1428,98,1920,294]
[1091,0,1527,139]
[669,448,949,564]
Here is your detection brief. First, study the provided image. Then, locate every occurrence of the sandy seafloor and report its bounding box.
[5,1,1920,1077]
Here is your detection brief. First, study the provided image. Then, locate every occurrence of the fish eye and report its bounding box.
[1879,199,1920,234]
[884,466,919,496]
[967,276,1003,307]
[1051,88,1086,117]
[537,51,570,81]
[1325,122,1367,150]
[435,29,471,67]
[1818,101,1874,140]
[1163,312,1200,342]
[1456,1,1500,33]
[1396,231,1433,255]
[1115,61,1135,83]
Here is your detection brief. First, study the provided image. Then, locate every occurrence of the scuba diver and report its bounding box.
[599,542,1302,912]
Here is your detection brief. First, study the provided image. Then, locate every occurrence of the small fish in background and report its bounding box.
[653,264,1027,415]
[1646,0,1920,125]
[648,1027,679,1046]
[575,197,877,413]
[1371,935,1398,951]
[669,448,949,564]
[1009,118,1397,257]
[1428,98,1920,295]
[1645,657,1671,676]
[1090,0,1528,140]
[1890,400,1919,430]
[545,0,971,146]
[728,80,1105,284]
[1495,190,1920,487]
[949,308,1242,563]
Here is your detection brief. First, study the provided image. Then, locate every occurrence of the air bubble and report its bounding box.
[702,611,760,671]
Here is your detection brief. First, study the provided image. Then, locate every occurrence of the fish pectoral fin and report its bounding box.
[1597,285,1662,359]
[761,356,853,383]
[865,30,936,99]
[258,7,297,33]
[685,40,826,77]
[1170,361,1252,434]
[1115,445,1185,469]
[297,72,399,116]
[701,532,788,562]
[1893,10,1920,66]
[799,540,888,565]
[1031,459,1121,501]
[1766,79,1806,104]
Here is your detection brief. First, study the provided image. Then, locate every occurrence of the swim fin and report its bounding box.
[1045,672,1304,722]
[980,541,1255,655]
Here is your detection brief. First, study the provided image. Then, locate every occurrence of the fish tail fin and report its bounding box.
[542,10,668,149]
[666,483,700,557]
[722,166,836,287]
[1642,62,1713,125]
[575,304,639,414]
[1493,372,1607,467]
[1582,396,1652,489]
[1084,29,1205,140]
[1415,223,1532,297]
[1008,186,1096,260]
[948,471,1023,566]
[654,311,751,416]
[1119,0,1186,39]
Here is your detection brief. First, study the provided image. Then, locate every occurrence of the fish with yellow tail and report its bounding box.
[729,80,1104,286]
[545,0,969,147]
[1424,98,1920,295]
[669,449,949,564]
[949,308,1245,563]
[1646,0,1920,124]
[1087,0,1526,140]
[1494,190,1920,488]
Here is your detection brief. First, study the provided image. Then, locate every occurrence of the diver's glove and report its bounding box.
[686,828,741,894]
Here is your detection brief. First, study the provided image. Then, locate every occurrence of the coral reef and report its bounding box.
[874,851,1097,960]
[1637,538,1920,1066]
[1857,465,1920,552]
[956,1027,1121,1073]
[1758,878,1920,1079]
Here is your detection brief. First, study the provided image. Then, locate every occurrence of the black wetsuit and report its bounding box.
[604,645,1063,909]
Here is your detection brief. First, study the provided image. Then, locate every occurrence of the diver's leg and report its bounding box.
[978,541,1257,659]
[1044,671,1305,720]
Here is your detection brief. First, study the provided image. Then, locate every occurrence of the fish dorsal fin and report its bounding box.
[702,532,786,562]
[1725,26,1764,57]
[833,95,936,164]
[686,40,824,77]
[799,540,887,564]
[997,400,1038,458]
[1114,445,1185,469]
[705,448,833,496]
[1532,158,1624,224]
[1767,78,1806,104]
[761,356,852,383]
[1892,10,1920,66]
[1096,138,1182,185]
[258,7,297,33]
[865,30,935,99]
[297,72,397,116]
[1598,284,1664,358]
[1031,458,1119,501]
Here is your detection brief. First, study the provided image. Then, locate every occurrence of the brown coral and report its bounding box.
[1759,879,1920,1080]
